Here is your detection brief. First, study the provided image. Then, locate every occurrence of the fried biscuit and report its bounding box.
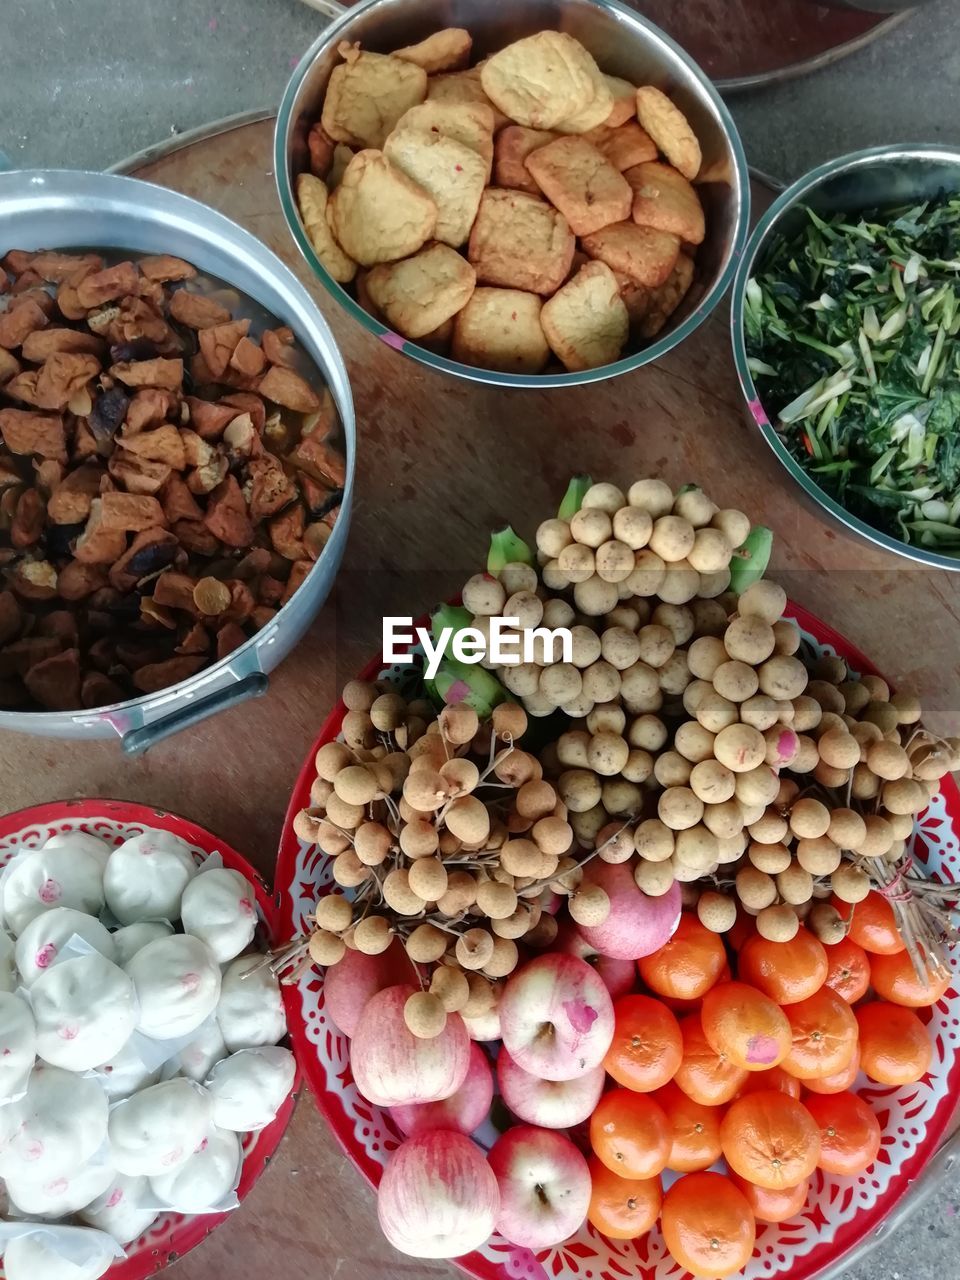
[494,125,557,194]
[427,69,509,130]
[584,121,658,172]
[394,101,495,179]
[366,243,476,340]
[639,252,695,338]
[452,287,550,374]
[394,28,473,74]
[321,44,427,150]
[540,261,629,371]
[480,32,606,131]
[603,75,638,127]
[468,189,575,296]
[296,174,357,284]
[328,150,437,266]
[384,128,487,248]
[627,161,705,245]
[524,136,632,237]
[581,221,680,288]
[635,86,702,180]
[613,270,650,328]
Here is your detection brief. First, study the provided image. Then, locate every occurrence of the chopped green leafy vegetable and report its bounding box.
[745,194,960,552]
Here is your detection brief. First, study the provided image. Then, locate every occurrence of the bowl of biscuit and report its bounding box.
[276,0,749,387]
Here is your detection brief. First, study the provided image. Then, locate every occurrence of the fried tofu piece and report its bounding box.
[494,125,556,194]
[603,75,638,127]
[635,86,702,180]
[321,43,427,149]
[581,221,680,288]
[639,252,696,339]
[525,137,632,237]
[481,32,608,132]
[394,28,472,74]
[366,243,477,340]
[613,271,651,329]
[296,173,358,283]
[383,129,487,248]
[328,150,437,266]
[584,121,658,172]
[540,262,629,372]
[328,144,354,190]
[627,161,705,245]
[452,287,550,375]
[427,69,508,129]
[468,189,575,296]
[394,101,495,180]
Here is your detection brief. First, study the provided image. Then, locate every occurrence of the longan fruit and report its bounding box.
[812,654,847,685]
[405,923,448,963]
[574,575,620,617]
[654,751,693,788]
[569,885,611,927]
[456,928,495,971]
[354,915,393,956]
[733,762,779,807]
[659,651,692,696]
[404,991,447,1039]
[890,690,922,724]
[629,714,668,752]
[622,748,654,785]
[881,778,926,816]
[315,893,354,934]
[596,826,635,865]
[772,620,801,655]
[430,966,470,1014]
[483,936,520,979]
[315,741,353,781]
[790,735,820,773]
[851,763,881,801]
[740,694,780,731]
[384,868,427,916]
[658,561,702,606]
[867,740,910,781]
[777,861,814,905]
[756,904,800,942]
[859,673,890,701]
[758,655,808,701]
[309,929,346,966]
[827,808,867,852]
[400,819,440,860]
[688,527,731,573]
[697,891,738,933]
[476,879,518,919]
[585,732,629,777]
[658,786,704,831]
[612,505,654,550]
[862,700,900,735]
[711,508,750,547]
[446,796,491,845]
[570,803,610,848]
[649,514,695,563]
[688,635,728,681]
[818,727,861,769]
[814,761,852,790]
[557,730,592,769]
[749,808,789,845]
[408,857,449,902]
[571,506,613,548]
[790,798,831,839]
[332,850,369,888]
[831,863,871,904]
[713,660,760,703]
[537,516,574,558]
[749,841,792,874]
[582,481,626,513]
[808,902,847,945]
[725,615,776,665]
[683,679,713,717]
[690,759,736,804]
[634,819,675,862]
[595,540,635,584]
[675,721,717,764]
[736,866,777,909]
[717,831,748,863]
[805,681,846,716]
[602,777,643,815]
[696,691,739,733]
[703,799,745,840]
[674,825,719,870]
[791,695,823,732]
[796,836,841,876]
[714,724,766,773]
[738,579,787,624]
[632,856,674,897]
[625,549,667,598]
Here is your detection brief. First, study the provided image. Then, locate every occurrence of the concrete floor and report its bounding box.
[2,0,959,1276]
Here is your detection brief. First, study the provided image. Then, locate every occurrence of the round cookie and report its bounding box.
[103,831,198,925]
[16,907,117,986]
[180,867,257,963]
[32,954,137,1071]
[108,1078,212,1177]
[125,934,221,1040]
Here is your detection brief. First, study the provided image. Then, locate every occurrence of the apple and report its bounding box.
[498,953,614,1082]
[323,939,415,1037]
[462,1004,501,1042]
[488,1125,591,1249]
[378,1129,499,1259]
[554,920,635,1000]
[576,860,682,960]
[390,1042,494,1138]
[498,1048,604,1129]
[351,984,469,1107]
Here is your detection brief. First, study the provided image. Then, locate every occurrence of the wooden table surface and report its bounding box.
[2,118,959,1279]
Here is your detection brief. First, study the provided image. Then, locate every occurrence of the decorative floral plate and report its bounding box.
[0,799,300,1280]
[275,605,960,1280]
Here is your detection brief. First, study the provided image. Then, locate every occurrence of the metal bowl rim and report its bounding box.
[730,141,960,572]
[274,0,751,389]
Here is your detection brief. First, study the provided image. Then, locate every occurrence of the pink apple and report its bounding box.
[576,860,682,960]
[390,1043,494,1138]
[378,1130,499,1258]
[462,1004,501,1042]
[554,920,636,1000]
[323,939,416,1037]
[498,953,614,1081]
[488,1125,590,1249]
[498,1049,604,1129]
[351,985,469,1107]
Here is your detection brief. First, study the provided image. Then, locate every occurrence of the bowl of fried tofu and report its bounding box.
[276,0,749,388]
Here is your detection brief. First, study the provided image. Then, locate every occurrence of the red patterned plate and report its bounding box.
[276,606,960,1280]
[0,799,300,1280]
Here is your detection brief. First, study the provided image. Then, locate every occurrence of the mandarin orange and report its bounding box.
[700,982,792,1072]
[737,928,828,1005]
[661,1172,756,1279]
[720,1091,821,1190]
[604,994,683,1093]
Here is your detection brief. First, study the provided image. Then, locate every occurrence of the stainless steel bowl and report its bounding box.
[275,0,749,389]
[0,170,356,750]
[730,143,960,572]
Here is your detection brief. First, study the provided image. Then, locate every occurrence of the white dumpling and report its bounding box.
[205,1046,296,1132]
[111,920,173,969]
[2,1226,119,1280]
[164,1020,228,1084]
[42,831,111,873]
[103,832,198,926]
[125,935,221,1040]
[0,992,36,1103]
[16,908,117,986]
[81,1172,158,1246]
[6,1162,116,1218]
[0,929,16,992]
[0,1065,109,1182]
[91,1039,160,1103]
[2,848,104,936]
[216,952,287,1052]
[149,1126,241,1213]
[107,1078,212,1176]
[33,954,137,1071]
[180,868,257,963]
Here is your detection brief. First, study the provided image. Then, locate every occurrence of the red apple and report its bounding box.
[554,920,635,1000]
[390,1043,494,1138]
[488,1125,590,1249]
[323,939,415,1037]
[351,985,469,1107]
[378,1130,499,1258]
[576,860,682,960]
[498,1049,604,1129]
[498,954,614,1081]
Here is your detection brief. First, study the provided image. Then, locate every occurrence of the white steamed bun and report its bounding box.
[103,832,197,926]
[2,847,104,936]
[125,935,221,1040]
[42,831,111,873]
[2,1225,119,1280]
[107,1078,212,1176]
[205,1047,296,1132]
[149,1126,241,1213]
[81,1172,158,1245]
[163,1019,227,1084]
[32,954,137,1071]
[16,908,117,986]
[180,868,256,963]
[0,1065,108,1182]
[0,928,16,992]
[111,920,173,969]
[216,952,286,1052]
[92,1039,160,1103]
[0,992,36,1102]
[6,1162,115,1218]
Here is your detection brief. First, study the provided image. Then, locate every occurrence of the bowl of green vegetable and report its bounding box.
[731,143,960,569]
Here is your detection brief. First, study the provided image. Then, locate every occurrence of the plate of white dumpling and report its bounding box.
[0,802,299,1280]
